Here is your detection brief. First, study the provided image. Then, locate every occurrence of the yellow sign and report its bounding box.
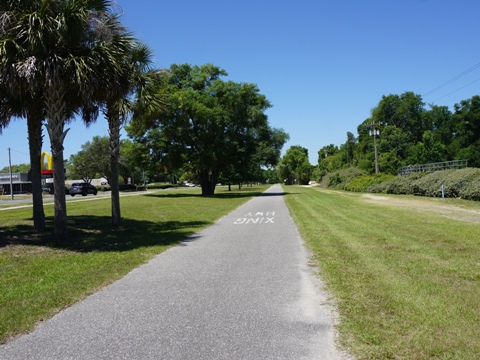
[41,152,52,171]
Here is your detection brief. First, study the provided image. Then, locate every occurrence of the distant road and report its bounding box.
[0,189,159,210]
[0,184,347,360]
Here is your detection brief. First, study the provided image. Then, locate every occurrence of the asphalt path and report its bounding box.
[0,184,346,360]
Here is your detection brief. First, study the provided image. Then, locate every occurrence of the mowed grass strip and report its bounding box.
[0,185,268,343]
[283,186,480,360]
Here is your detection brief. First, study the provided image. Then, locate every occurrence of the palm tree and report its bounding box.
[1,2,47,230]
[102,42,161,228]
[1,0,130,243]
[26,97,47,231]
[0,81,46,231]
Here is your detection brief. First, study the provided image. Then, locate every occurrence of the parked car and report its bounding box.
[69,182,98,197]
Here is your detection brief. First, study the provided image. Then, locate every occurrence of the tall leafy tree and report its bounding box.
[452,96,480,167]
[70,136,110,182]
[69,150,97,183]
[279,146,312,185]
[407,130,446,165]
[70,136,136,184]
[355,92,426,174]
[120,137,152,183]
[372,92,426,141]
[344,131,356,167]
[317,144,342,177]
[426,105,454,145]
[129,63,279,196]
[1,0,131,242]
[219,126,288,189]
[453,96,480,147]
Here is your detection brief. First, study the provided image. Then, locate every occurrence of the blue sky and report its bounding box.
[2,0,480,169]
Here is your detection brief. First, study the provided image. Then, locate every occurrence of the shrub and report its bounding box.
[322,168,367,190]
[346,173,395,192]
[442,168,480,200]
[367,168,480,201]
[368,172,429,195]
[145,183,178,190]
[119,184,138,192]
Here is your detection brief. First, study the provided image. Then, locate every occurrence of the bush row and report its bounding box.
[321,168,368,190]
[322,167,480,201]
[95,184,144,192]
[97,184,175,191]
[368,168,480,200]
[145,183,178,190]
[345,173,396,192]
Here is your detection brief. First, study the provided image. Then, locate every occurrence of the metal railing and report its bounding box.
[397,159,468,176]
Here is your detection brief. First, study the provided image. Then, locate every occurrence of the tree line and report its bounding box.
[0,1,287,243]
[67,64,289,192]
[320,92,480,177]
[279,91,480,185]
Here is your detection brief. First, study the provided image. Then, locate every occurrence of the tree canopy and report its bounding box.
[279,145,312,185]
[0,163,30,173]
[128,63,288,195]
[315,92,480,178]
[69,136,139,184]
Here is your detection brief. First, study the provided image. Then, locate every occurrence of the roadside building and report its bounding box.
[0,171,108,195]
[0,172,32,194]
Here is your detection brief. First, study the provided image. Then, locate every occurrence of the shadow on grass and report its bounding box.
[0,215,208,253]
[145,189,268,200]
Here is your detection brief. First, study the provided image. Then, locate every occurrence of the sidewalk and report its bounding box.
[0,184,346,360]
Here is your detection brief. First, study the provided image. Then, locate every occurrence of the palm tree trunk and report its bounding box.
[44,85,69,243]
[27,110,46,231]
[110,154,121,228]
[107,109,121,228]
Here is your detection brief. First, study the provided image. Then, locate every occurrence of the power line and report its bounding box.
[9,148,28,155]
[432,77,480,102]
[423,61,480,97]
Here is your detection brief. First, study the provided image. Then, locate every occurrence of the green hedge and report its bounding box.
[367,168,480,201]
[344,173,396,192]
[93,184,178,192]
[95,184,143,192]
[145,183,178,190]
[321,167,480,201]
[367,172,429,195]
[118,184,140,191]
[321,168,368,190]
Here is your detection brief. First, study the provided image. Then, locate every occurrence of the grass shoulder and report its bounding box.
[283,185,480,360]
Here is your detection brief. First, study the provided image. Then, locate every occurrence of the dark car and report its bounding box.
[69,182,98,197]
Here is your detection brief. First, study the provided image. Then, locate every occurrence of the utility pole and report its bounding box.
[8,147,14,200]
[369,123,380,174]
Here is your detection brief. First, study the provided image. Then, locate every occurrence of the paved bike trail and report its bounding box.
[0,184,346,360]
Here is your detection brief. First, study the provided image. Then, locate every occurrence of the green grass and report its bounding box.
[0,185,267,343]
[283,186,480,360]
